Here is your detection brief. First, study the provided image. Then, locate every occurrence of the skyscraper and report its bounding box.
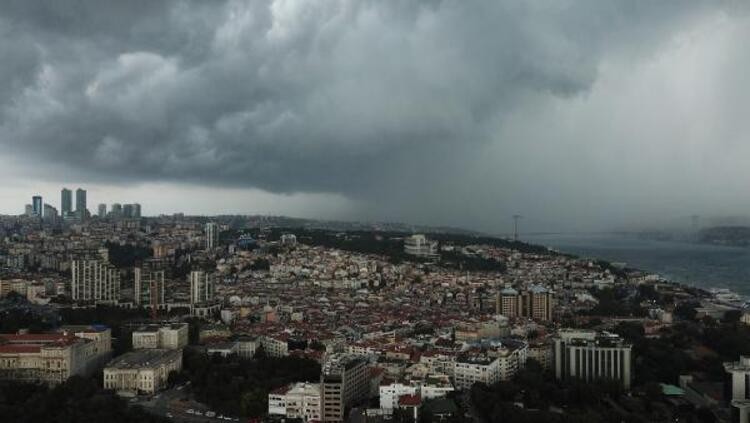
[98,204,107,218]
[32,196,43,217]
[75,188,87,214]
[61,188,72,216]
[43,204,58,221]
[123,204,134,218]
[133,203,142,218]
[111,203,122,218]
[205,222,219,249]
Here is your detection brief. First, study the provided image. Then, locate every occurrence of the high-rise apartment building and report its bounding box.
[725,355,750,423]
[495,285,555,321]
[133,203,141,218]
[190,270,214,304]
[32,196,43,217]
[134,267,165,307]
[97,204,107,218]
[61,188,72,216]
[320,354,369,422]
[205,222,219,249]
[75,188,87,213]
[70,259,121,303]
[553,329,632,389]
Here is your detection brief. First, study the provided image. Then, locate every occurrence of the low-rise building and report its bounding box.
[103,349,183,396]
[268,382,322,422]
[0,333,98,385]
[132,323,188,350]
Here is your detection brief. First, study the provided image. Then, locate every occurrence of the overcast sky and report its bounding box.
[1,1,748,233]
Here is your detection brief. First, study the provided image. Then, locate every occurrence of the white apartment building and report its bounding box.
[403,235,439,259]
[451,341,527,390]
[190,270,214,304]
[205,222,219,249]
[268,382,322,422]
[133,268,165,307]
[281,234,298,246]
[259,335,289,358]
[71,259,121,303]
[553,329,632,389]
[453,355,500,391]
[132,323,188,350]
[103,349,183,396]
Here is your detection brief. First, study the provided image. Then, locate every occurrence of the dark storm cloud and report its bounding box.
[0,0,746,230]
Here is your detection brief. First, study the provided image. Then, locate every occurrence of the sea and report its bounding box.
[523,233,750,297]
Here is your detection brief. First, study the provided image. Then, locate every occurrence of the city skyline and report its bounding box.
[0,2,748,233]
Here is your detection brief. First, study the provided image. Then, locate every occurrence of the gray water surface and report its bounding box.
[524,233,750,296]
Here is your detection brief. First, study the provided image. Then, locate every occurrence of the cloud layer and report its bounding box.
[0,1,747,231]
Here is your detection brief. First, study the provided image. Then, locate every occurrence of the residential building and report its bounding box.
[205,222,219,249]
[103,349,183,396]
[496,285,555,321]
[553,329,632,389]
[725,355,750,423]
[269,382,322,422]
[321,354,369,422]
[403,234,439,259]
[98,204,107,218]
[133,267,165,307]
[452,354,500,391]
[281,234,298,246]
[70,259,121,303]
[190,270,214,304]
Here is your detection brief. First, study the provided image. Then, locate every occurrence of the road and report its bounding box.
[131,384,242,423]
